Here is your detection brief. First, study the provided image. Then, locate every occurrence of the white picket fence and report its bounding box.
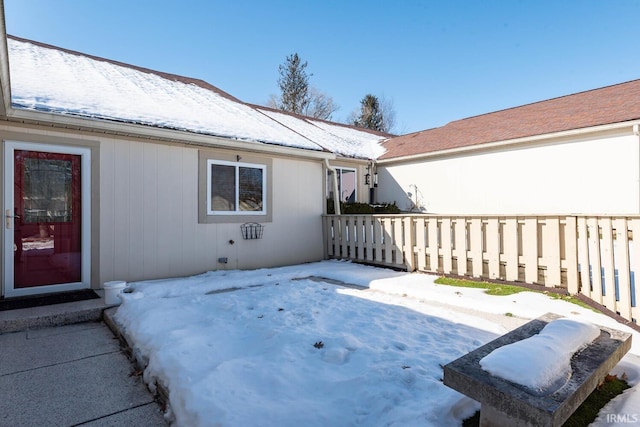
[323,214,640,324]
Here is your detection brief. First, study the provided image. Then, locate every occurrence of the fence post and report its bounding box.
[403,216,416,271]
[544,217,562,286]
[347,215,356,261]
[564,216,579,294]
[364,216,374,262]
[522,217,539,284]
[587,217,604,305]
[486,218,500,280]
[454,217,468,276]
[503,217,519,281]
[373,216,383,263]
[613,218,632,320]
[629,218,640,322]
[577,217,591,297]
[384,217,394,264]
[355,215,364,261]
[470,218,483,278]
[428,217,440,273]
[442,217,453,274]
[601,218,617,310]
[416,217,427,271]
[324,216,336,257]
[393,217,403,266]
[339,216,349,260]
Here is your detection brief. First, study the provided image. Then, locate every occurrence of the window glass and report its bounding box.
[207,160,266,215]
[340,169,356,203]
[239,166,263,211]
[23,157,74,223]
[210,164,236,211]
[326,167,357,203]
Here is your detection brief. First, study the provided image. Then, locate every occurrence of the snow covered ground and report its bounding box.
[113,260,640,426]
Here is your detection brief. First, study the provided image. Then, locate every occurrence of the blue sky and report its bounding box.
[5,0,640,134]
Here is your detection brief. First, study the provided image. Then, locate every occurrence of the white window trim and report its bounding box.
[328,167,358,202]
[206,159,267,216]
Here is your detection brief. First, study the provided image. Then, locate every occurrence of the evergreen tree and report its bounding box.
[277,53,311,115]
[269,53,339,120]
[353,94,385,131]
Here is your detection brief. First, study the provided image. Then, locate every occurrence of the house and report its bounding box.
[0,29,388,298]
[376,79,640,215]
[5,8,640,303]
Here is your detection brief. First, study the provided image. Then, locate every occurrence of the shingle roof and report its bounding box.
[380,79,640,160]
[7,35,387,159]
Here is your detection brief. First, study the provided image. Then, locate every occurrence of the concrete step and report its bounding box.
[0,291,115,333]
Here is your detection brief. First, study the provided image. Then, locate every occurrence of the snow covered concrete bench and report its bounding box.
[443,313,632,427]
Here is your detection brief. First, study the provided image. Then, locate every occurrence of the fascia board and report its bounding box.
[377,120,640,165]
[6,108,336,161]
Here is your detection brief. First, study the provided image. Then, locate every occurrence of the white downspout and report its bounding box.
[324,159,341,215]
[635,124,640,214]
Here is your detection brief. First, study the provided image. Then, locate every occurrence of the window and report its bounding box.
[198,151,272,224]
[207,159,266,215]
[22,156,74,223]
[327,167,357,203]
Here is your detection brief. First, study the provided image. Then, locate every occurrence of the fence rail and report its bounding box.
[322,214,640,324]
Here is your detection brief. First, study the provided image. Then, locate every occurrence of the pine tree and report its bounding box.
[277,53,311,115]
[353,94,385,131]
[269,53,339,120]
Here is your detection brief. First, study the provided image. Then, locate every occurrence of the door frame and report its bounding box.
[3,141,91,297]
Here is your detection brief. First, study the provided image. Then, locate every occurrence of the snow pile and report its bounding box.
[112,261,640,426]
[480,318,600,392]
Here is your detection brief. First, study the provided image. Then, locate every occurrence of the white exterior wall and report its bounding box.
[377,129,640,215]
[0,123,325,289]
[99,137,325,284]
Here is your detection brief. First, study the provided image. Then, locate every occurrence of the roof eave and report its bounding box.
[377,120,640,165]
[0,3,11,117]
[6,107,337,160]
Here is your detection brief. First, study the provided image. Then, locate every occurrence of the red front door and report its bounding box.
[13,150,82,288]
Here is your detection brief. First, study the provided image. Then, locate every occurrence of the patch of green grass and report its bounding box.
[434,277,526,296]
[434,276,599,312]
[562,375,630,427]
[547,292,595,311]
[463,375,629,427]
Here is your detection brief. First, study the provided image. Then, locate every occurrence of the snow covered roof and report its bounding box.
[256,106,387,159]
[7,36,387,160]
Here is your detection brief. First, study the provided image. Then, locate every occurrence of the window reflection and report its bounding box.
[327,167,357,203]
[23,158,73,223]
[208,160,266,215]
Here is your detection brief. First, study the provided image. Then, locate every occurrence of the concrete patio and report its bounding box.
[0,296,166,426]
